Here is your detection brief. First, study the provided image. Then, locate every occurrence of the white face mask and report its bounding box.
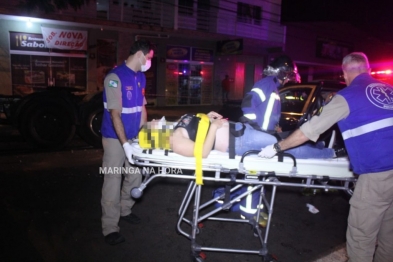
[140,56,151,72]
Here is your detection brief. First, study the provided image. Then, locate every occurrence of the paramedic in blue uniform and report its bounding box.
[258,52,393,262]
[239,55,300,218]
[240,55,300,132]
[100,39,154,245]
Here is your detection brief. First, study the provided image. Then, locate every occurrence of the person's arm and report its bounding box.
[110,109,128,145]
[140,97,147,128]
[300,95,349,142]
[201,112,224,156]
[259,95,350,157]
[104,73,128,144]
[242,86,277,130]
[171,118,225,158]
[280,95,350,150]
[241,92,258,122]
[278,128,309,150]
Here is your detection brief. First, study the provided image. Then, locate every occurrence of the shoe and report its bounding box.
[105,232,125,245]
[120,213,141,224]
[254,212,268,228]
[334,147,347,158]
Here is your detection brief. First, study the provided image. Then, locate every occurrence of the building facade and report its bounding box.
[0,0,285,106]
[1,1,392,106]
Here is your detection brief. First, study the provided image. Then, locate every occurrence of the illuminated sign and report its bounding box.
[10,32,48,52]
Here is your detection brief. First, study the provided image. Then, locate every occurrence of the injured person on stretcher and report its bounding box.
[141,111,341,159]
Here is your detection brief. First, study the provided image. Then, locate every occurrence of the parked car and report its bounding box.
[219,80,356,197]
[220,80,345,131]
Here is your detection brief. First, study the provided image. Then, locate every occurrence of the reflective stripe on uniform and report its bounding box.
[240,186,257,214]
[244,113,256,120]
[251,88,266,102]
[262,92,280,130]
[342,117,393,140]
[104,102,142,114]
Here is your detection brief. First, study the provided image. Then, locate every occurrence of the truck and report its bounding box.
[0,88,104,149]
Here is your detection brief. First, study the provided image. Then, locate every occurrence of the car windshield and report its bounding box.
[280,87,312,114]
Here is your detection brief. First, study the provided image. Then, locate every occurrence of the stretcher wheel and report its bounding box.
[192,252,206,262]
[131,187,143,198]
[193,257,204,262]
[263,254,275,262]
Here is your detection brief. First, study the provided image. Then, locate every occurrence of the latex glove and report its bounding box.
[258,144,276,158]
[123,142,134,164]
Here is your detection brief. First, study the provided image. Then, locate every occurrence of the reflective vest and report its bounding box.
[101,63,145,139]
[337,73,393,174]
[241,76,281,131]
[239,185,262,218]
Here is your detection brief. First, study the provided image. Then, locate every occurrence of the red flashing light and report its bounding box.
[371,70,392,75]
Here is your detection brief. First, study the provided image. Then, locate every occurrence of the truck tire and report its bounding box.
[19,100,76,149]
[78,103,103,148]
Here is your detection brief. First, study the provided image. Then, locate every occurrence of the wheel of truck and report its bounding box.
[19,101,76,149]
[78,104,103,148]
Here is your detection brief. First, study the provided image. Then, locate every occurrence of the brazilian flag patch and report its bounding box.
[109,80,118,88]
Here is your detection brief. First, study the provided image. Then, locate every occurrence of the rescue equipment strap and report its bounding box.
[194,113,210,185]
[229,122,245,159]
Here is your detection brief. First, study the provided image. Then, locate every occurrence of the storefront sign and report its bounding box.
[316,37,353,60]
[166,46,190,60]
[41,27,88,51]
[191,48,213,62]
[10,32,49,52]
[216,39,243,55]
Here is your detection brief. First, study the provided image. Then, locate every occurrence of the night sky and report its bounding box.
[281,0,393,43]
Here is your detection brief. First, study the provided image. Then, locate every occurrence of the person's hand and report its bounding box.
[211,118,227,129]
[123,142,134,164]
[258,144,276,158]
[207,111,223,120]
[275,125,282,133]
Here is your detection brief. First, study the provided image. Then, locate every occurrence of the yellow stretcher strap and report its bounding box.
[194,113,210,185]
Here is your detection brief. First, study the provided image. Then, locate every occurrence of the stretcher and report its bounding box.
[129,140,357,262]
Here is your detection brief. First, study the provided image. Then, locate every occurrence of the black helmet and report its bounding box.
[264,55,300,83]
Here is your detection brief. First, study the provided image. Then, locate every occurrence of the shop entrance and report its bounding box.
[165,62,213,105]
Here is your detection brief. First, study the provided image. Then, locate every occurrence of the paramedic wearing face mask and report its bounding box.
[100,39,154,245]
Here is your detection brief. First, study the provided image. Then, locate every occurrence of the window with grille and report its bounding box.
[237,2,261,25]
[179,0,193,15]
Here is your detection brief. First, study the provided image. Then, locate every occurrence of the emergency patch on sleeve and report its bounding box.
[108,80,118,88]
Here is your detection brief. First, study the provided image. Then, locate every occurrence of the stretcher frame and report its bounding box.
[130,141,357,261]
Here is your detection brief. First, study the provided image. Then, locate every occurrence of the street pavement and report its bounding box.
[0,108,350,262]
